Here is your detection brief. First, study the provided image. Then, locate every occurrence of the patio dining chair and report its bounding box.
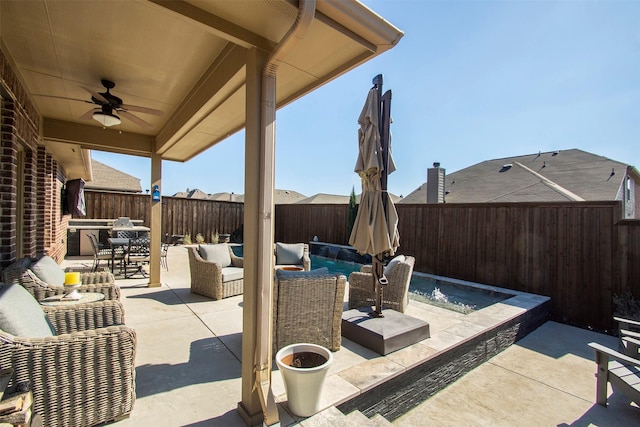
[89,233,125,272]
[125,237,150,278]
[161,242,169,270]
[116,230,139,239]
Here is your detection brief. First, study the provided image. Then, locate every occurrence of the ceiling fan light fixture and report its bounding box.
[93,111,121,127]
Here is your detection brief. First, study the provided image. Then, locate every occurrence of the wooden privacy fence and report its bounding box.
[83,191,243,242]
[279,201,640,332]
[82,191,639,332]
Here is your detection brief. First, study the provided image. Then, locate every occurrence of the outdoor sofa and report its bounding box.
[1,255,120,301]
[188,244,244,300]
[0,282,136,427]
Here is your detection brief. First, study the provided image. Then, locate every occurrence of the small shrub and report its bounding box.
[211,231,219,244]
[195,233,205,244]
[183,233,192,245]
[613,289,640,321]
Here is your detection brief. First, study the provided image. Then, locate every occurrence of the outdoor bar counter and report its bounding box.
[67,218,147,256]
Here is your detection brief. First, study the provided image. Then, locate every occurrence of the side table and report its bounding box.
[0,369,41,427]
[0,391,40,427]
[40,292,105,307]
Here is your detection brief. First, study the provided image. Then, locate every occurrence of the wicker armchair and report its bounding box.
[274,242,311,271]
[1,257,120,301]
[0,284,136,427]
[272,271,346,352]
[187,244,244,300]
[348,255,415,313]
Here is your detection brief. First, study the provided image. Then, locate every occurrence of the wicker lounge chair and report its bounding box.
[188,244,244,300]
[588,341,640,407]
[348,254,415,313]
[0,282,136,427]
[1,256,120,301]
[274,242,311,271]
[272,269,346,352]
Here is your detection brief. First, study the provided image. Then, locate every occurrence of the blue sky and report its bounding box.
[92,0,640,198]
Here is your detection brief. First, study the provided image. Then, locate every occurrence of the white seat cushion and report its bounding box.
[221,266,244,282]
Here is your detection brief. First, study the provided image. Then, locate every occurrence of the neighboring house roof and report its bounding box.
[400,149,637,204]
[294,192,402,204]
[173,188,209,199]
[274,189,307,204]
[296,193,351,204]
[170,188,406,205]
[172,188,306,204]
[84,160,142,193]
[208,192,239,202]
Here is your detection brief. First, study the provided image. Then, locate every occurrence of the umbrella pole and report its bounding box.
[371,74,392,318]
[372,254,389,317]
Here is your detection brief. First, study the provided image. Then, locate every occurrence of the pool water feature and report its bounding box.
[310,255,512,313]
[410,274,511,313]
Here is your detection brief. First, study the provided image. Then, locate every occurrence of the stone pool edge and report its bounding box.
[335,292,551,421]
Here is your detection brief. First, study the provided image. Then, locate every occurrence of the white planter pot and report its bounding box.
[275,343,333,417]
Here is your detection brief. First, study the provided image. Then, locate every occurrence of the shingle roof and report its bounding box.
[171,188,306,204]
[295,193,351,204]
[294,192,402,204]
[399,149,633,204]
[85,160,142,193]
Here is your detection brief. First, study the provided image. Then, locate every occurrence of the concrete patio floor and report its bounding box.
[62,246,639,426]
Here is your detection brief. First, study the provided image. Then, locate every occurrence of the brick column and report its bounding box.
[0,100,17,267]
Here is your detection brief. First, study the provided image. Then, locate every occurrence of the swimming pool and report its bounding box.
[310,255,512,313]
[310,254,362,277]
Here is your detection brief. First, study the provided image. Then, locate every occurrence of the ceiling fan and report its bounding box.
[40,79,164,129]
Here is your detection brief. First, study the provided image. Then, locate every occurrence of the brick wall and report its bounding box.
[0,47,68,268]
[0,100,18,266]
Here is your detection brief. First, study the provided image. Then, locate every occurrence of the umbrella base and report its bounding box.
[341,307,430,355]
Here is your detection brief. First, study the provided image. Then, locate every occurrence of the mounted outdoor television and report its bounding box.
[63,178,86,216]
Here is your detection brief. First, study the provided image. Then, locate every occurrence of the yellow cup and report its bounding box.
[64,272,81,286]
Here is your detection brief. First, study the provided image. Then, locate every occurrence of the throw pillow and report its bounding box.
[384,254,406,276]
[0,283,55,337]
[30,255,65,286]
[198,244,231,267]
[275,242,304,265]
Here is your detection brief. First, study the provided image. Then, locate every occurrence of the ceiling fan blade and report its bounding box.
[79,108,98,121]
[119,110,154,129]
[121,104,164,116]
[33,94,94,104]
[81,86,108,104]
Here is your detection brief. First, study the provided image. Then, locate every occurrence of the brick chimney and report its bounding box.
[427,162,446,203]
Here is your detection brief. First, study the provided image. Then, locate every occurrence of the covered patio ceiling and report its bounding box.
[0,0,403,177]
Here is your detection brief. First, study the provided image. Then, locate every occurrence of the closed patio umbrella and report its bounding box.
[349,74,399,317]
